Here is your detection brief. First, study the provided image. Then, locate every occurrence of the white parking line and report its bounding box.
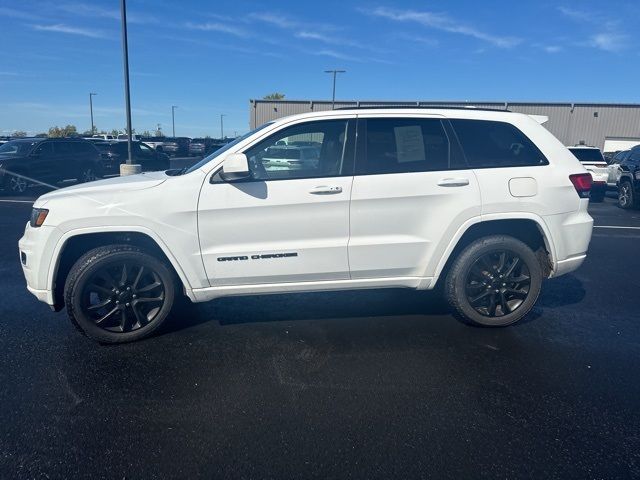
[0,199,35,204]
[594,225,640,230]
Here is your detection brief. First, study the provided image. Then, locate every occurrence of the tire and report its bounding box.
[2,170,28,195]
[77,164,102,184]
[444,235,543,327]
[618,180,637,209]
[64,245,177,343]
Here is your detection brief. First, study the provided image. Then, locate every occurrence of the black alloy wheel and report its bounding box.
[81,262,166,333]
[464,250,530,318]
[65,245,177,343]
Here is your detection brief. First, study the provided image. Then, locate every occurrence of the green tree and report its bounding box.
[34,133,48,138]
[141,130,152,137]
[12,130,27,137]
[48,125,78,137]
[110,129,121,137]
[154,128,164,137]
[263,92,285,100]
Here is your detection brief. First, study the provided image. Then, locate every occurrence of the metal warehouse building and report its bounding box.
[249,99,640,153]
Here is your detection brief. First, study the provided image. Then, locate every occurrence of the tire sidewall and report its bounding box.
[66,249,176,343]
[449,236,542,327]
[618,181,633,209]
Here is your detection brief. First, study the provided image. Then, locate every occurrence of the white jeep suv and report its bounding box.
[18,107,594,343]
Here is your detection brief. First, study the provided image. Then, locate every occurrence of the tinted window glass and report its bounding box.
[0,140,38,155]
[629,147,640,162]
[34,142,54,156]
[451,119,548,168]
[568,148,605,162]
[54,142,74,155]
[358,118,450,175]
[244,120,349,181]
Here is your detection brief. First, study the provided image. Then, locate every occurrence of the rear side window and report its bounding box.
[629,147,640,163]
[54,142,73,155]
[450,119,548,168]
[357,118,451,175]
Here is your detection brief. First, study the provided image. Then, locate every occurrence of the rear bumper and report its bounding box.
[544,201,593,278]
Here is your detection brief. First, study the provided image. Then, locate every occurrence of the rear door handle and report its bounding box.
[309,185,343,195]
[437,178,470,187]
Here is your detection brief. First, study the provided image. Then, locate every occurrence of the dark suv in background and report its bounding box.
[0,138,102,195]
[93,141,170,175]
[617,146,640,209]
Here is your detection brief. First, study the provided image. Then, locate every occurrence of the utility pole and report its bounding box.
[89,93,97,134]
[220,114,226,140]
[324,69,346,109]
[120,0,133,166]
[171,105,177,137]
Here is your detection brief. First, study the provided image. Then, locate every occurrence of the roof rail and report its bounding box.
[334,105,511,112]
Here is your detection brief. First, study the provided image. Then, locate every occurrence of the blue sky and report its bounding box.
[0,0,638,137]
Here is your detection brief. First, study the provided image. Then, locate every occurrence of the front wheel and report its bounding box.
[444,236,543,327]
[64,245,177,343]
[2,171,29,195]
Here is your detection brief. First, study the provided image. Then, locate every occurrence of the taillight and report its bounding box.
[569,173,593,198]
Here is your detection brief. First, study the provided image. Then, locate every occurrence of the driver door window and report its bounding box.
[244,120,351,180]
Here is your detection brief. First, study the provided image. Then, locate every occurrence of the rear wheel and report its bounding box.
[618,181,636,209]
[444,236,542,327]
[78,164,101,183]
[64,245,177,343]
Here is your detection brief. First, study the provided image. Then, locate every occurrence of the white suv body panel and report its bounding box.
[19,108,593,308]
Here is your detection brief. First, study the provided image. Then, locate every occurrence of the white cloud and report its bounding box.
[366,7,521,48]
[589,33,628,52]
[557,6,594,22]
[0,7,40,21]
[58,3,157,24]
[185,22,249,38]
[248,12,299,29]
[31,24,109,39]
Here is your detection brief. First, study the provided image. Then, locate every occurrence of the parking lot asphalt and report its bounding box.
[1,195,639,479]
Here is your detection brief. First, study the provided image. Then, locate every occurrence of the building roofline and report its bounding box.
[250,99,640,108]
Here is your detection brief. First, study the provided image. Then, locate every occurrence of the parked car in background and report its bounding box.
[117,134,140,141]
[567,145,607,202]
[260,145,320,171]
[607,150,631,188]
[161,137,191,156]
[93,141,170,175]
[89,134,115,140]
[139,137,167,152]
[188,138,206,156]
[0,138,102,195]
[617,146,640,209]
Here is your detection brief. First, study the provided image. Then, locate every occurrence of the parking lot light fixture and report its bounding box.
[220,114,226,140]
[119,0,140,175]
[89,93,97,134]
[324,69,346,110]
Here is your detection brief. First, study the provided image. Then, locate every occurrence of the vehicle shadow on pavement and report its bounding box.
[162,288,452,334]
[538,274,586,309]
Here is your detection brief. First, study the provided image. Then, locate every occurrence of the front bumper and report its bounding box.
[19,223,61,307]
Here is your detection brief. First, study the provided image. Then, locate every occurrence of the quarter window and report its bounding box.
[357,118,451,175]
[244,120,350,180]
[450,119,548,168]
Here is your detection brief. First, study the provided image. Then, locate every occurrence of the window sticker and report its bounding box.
[394,125,425,163]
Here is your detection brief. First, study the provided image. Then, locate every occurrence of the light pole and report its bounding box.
[120,0,135,170]
[220,114,226,140]
[89,93,97,134]
[324,69,346,110]
[171,105,177,137]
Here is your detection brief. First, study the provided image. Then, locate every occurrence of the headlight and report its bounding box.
[30,208,49,228]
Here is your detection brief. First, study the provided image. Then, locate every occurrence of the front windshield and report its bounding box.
[0,140,36,155]
[184,123,273,174]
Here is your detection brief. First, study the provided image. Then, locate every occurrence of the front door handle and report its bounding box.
[437,178,470,187]
[309,185,343,195]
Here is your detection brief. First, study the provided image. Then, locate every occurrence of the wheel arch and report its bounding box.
[50,227,193,311]
[431,215,555,287]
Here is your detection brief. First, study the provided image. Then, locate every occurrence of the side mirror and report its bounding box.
[221,153,251,181]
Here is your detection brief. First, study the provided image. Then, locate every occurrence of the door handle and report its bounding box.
[309,185,343,195]
[437,178,470,187]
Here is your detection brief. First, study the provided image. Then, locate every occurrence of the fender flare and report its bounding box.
[47,225,195,300]
[429,212,557,285]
